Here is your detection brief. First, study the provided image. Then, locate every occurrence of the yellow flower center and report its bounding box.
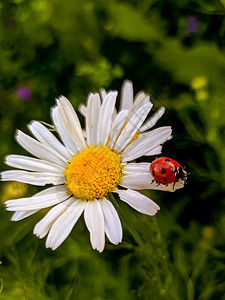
[64,145,122,201]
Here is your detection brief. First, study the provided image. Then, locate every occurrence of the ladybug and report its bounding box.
[150,157,187,185]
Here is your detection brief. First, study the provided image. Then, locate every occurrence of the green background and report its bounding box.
[0,0,225,299]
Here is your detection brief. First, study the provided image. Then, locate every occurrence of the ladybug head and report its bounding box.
[175,166,188,184]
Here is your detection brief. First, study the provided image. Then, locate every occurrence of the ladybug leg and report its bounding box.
[151,179,160,186]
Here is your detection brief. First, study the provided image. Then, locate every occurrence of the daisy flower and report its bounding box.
[1,80,184,252]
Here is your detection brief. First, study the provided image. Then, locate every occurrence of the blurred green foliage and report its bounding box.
[1,0,225,299]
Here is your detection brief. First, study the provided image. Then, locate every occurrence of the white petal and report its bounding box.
[86,93,101,145]
[120,80,133,111]
[115,189,160,216]
[84,200,105,252]
[128,93,152,119]
[120,173,183,191]
[112,107,117,122]
[108,110,129,149]
[78,104,87,117]
[122,162,150,174]
[97,91,117,145]
[1,170,65,186]
[45,199,86,250]
[100,88,107,101]
[122,126,172,161]
[11,210,39,221]
[120,173,153,189]
[5,155,64,174]
[140,107,165,132]
[34,198,74,239]
[100,198,122,245]
[170,180,185,191]
[56,96,86,150]
[10,186,66,220]
[114,102,152,153]
[134,91,150,107]
[5,186,69,210]
[28,121,71,160]
[35,185,66,197]
[16,130,66,167]
[51,106,78,154]
[144,145,162,156]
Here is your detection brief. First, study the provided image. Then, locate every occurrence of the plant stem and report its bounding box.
[108,192,146,248]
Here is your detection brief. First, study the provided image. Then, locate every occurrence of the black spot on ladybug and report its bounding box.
[163,178,167,182]
[152,171,155,176]
[165,158,170,161]
[172,166,177,173]
[161,168,166,174]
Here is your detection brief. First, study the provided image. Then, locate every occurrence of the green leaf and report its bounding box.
[107,1,160,41]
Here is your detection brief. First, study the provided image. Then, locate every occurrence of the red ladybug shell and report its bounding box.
[150,157,181,184]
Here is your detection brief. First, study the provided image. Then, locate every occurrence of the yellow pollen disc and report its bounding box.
[64,145,122,201]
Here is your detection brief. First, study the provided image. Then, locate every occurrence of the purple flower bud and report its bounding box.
[16,86,32,100]
[187,16,198,34]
